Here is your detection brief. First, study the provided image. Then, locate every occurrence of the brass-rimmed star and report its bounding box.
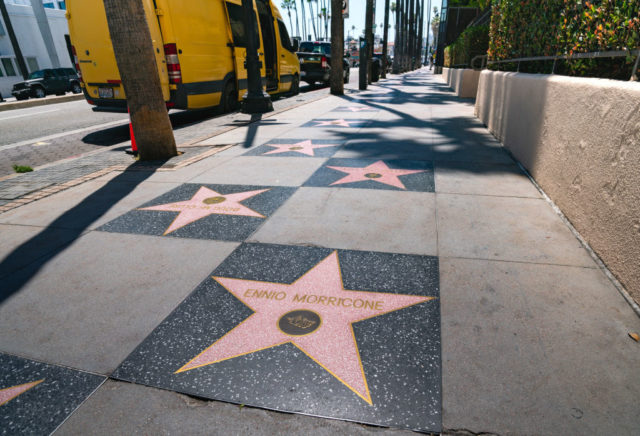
[264,140,337,156]
[139,186,269,235]
[327,160,426,189]
[175,251,435,405]
[0,379,44,407]
[314,119,358,127]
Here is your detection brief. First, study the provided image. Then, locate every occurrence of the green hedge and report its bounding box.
[444,24,490,67]
[489,0,640,79]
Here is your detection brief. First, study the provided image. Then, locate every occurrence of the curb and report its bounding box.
[0,94,85,112]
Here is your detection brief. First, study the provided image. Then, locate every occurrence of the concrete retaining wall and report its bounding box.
[476,70,640,303]
[441,68,481,98]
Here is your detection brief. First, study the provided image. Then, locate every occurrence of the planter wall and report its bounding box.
[476,70,640,303]
[441,68,481,98]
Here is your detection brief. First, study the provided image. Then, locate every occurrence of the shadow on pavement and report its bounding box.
[0,162,161,304]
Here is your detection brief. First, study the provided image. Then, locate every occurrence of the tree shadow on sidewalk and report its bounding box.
[0,162,162,304]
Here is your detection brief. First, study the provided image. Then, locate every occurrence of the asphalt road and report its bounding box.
[0,70,360,177]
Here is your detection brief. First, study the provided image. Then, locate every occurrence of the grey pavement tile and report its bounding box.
[304,158,434,192]
[242,138,345,158]
[0,224,78,280]
[98,183,296,242]
[0,177,179,231]
[0,352,104,435]
[436,194,596,267]
[190,156,326,186]
[251,187,438,256]
[57,380,417,436]
[0,231,238,374]
[440,257,640,436]
[330,105,380,113]
[334,139,433,161]
[113,243,441,433]
[435,161,542,198]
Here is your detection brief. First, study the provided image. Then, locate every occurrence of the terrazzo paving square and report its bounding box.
[113,243,442,433]
[97,183,296,241]
[0,352,104,435]
[303,158,434,192]
[242,139,345,158]
[331,105,379,113]
[300,119,371,128]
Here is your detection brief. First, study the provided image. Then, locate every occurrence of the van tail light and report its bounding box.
[321,56,329,69]
[164,43,182,84]
[71,45,83,83]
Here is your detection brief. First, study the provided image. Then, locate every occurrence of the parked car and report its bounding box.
[11,68,82,100]
[297,41,351,86]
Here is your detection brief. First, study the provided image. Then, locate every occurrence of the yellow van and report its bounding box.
[65,0,300,111]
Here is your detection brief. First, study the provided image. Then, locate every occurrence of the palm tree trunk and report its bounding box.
[365,0,374,84]
[330,0,343,95]
[381,0,390,78]
[287,7,294,37]
[417,0,424,67]
[392,0,401,73]
[103,0,176,160]
[308,0,318,40]
[294,3,300,37]
[300,0,307,39]
[408,0,414,71]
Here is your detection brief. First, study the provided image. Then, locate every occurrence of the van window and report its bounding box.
[226,2,260,48]
[277,20,293,52]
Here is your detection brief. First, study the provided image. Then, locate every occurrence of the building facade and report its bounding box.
[0,0,71,97]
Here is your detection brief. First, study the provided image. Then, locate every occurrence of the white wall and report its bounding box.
[0,3,72,97]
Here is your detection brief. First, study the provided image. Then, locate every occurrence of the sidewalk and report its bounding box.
[0,69,638,435]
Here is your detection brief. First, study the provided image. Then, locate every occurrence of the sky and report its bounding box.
[279,0,442,44]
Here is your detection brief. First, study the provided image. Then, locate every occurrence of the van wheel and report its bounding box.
[290,75,300,96]
[33,87,46,98]
[222,80,239,113]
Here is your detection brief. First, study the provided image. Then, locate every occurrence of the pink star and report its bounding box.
[0,380,44,407]
[264,140,336,156]
[175,251,434,405]
[345,106,371,112]
[327,160,426,189]
[139,186,269,235]
[314,119,357,128]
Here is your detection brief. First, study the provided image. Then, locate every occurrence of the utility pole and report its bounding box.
[0,0,29,79]
[364,0,374,85]
[241,0,273,113]
[381,0,390,78]
[103,0,177,161]
[330,0,344,95]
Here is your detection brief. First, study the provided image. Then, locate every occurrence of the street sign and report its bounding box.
[342,0,349,18]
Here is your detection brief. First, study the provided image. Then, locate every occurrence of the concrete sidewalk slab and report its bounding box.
[250,187,438,256]
[434,161,542,198]
[437,194,596,267]
[440,257,640,435]
[0,232,237,374]
[190,156,326,186]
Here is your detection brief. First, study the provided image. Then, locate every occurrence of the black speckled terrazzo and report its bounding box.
[303,158,435,192]
[113,243,441,433]
[300,119,371,128]
[97,184,296,241]
[0,353,104,435]
[242,139,345,158]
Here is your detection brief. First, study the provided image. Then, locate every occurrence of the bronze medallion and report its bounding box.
[289,146,303,151]
[278,310,322,336]
[203,196,226,205]
[364,173,382,179]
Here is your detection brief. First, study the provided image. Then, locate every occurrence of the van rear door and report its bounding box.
[66,0,169,106]
[223,0,266,97]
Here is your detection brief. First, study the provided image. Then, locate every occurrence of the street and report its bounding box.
[0,70,359,178]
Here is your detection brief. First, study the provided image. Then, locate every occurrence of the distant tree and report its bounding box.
[281,0,295,36]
